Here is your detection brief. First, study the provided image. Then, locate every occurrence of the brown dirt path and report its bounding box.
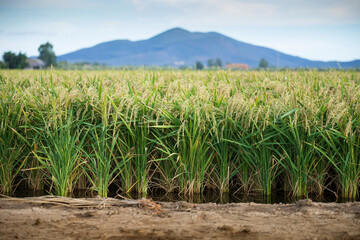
[0,196,359,240]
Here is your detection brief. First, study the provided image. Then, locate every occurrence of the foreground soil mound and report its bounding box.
[0,196,359,240]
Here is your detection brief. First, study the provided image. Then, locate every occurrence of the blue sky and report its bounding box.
[1,0,360,61]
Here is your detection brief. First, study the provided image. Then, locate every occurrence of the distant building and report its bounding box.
[225,63,249,70]
[25,58,45,69]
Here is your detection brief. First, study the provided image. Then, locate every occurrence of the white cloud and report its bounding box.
[126,0,360,26]
[0,0,100,9]
[6,30,54,36]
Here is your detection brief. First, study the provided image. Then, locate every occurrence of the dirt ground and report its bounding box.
[0,196,359,240]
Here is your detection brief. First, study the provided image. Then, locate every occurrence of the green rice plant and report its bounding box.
[210,114,238,194]
[21,106,46,192]
[106,104,134,193]
[226,119,281,196]
[0,96,27,194]
[33,109,87,197]
[309,105,333,196]
[115,124,135,193]
[83,123,123,197]
[320,117,360,199]
[111,102,150,194]
[146,101,185,192]
[148,123,180,192]
[251,126,282,196]
[133,119,150,194]
[176,110,214,194]
[254,130,281,196]
[80,81,124,197]
[0,69,359,198]
[273,111,320,197]
[24,141,45,192]
[311,149,331,196]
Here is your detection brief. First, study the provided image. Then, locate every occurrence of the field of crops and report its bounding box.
[0,69,359,199]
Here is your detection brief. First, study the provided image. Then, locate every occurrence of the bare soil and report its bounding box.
[0,196,359,240]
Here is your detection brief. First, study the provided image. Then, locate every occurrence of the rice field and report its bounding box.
[0,69,359,199]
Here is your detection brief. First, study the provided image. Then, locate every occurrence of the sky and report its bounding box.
[0,0,360,61]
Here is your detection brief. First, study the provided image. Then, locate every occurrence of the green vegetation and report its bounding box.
[259,58,269,69]
[0,96,27,194]
[1,52,29,69]
[195,61,204,70]
[33,110,87,197]
[207,58,222,68]
[56,61,108,70]
[38,42,57,68]
[0,69,359,199]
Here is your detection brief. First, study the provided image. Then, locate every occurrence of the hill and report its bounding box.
[58,27,360,68]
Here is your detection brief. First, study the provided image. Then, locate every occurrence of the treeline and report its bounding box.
[0,52,29,69]
[0,42,56,69]
[56,61,109,70]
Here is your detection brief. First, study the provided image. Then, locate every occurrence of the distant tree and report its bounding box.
[2,51,28,69]
[3,52,17,69]
[38,42,56,68]
[207,59,216,68]
[207,58,222,68]
[259,58,269,69]
[195,61,204,70]
[216,58,222,68]
[16,53,28,69]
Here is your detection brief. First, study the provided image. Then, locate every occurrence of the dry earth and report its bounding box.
[0,196,359,240]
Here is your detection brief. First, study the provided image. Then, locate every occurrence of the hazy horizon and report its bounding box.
[1,0,360,62]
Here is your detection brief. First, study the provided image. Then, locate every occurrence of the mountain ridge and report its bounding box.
[58,27,360,68]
